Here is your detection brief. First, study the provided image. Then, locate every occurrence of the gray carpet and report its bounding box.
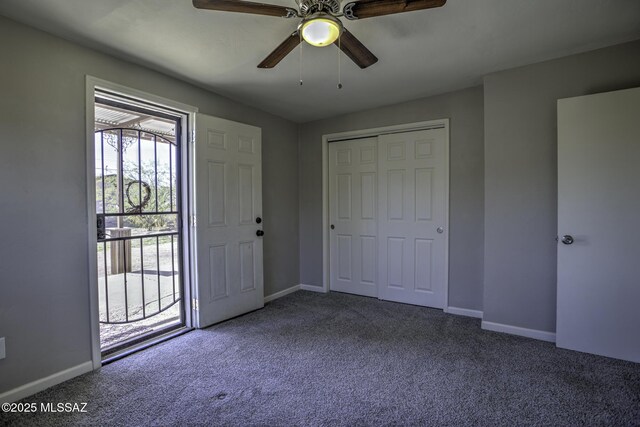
[2,291,639,426]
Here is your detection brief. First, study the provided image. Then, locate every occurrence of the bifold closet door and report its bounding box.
[378,128,448,308]
[329,137,378,297]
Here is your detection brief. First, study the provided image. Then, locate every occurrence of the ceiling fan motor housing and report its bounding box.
[298,0,341,16]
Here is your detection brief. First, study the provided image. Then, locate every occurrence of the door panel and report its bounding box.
[195,114,263,328]
[238,165,255,225]
[415,239,433,291]
[378,129,447,308]
[415,168,433,220]
[329,138,378,297]
[557,87,640,362]
[387,237,405,288]
[207,162,226,226]
[361,236,377,284]
[208,244,228,300]
[239,241,256,292]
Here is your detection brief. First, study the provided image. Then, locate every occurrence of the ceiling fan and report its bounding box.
[193,0,446,69]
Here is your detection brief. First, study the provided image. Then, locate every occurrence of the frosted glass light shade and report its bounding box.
[301,17,342,47]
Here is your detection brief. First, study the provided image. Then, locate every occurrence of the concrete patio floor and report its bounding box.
[97,240,183,350]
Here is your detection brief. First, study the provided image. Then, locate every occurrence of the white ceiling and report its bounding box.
[1,0,639,122]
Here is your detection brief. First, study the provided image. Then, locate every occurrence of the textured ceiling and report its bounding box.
[1,0,639,122]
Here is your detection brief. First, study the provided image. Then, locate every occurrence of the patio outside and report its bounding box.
[97,236,182,350]
[95,99,184,352]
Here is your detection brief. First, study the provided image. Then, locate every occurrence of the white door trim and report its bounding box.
[321,119,450,309]
[85,76,198,369]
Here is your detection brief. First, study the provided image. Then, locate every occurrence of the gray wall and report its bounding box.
[298,86,485,311]
[3,8,639,399]
[0,16,299,394]
[483,39,640,333]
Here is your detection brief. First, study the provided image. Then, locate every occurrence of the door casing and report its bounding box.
[85,76,198,369]
[321,119,450,310]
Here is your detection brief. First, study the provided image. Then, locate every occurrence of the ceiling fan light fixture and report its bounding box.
[300,14,342,47]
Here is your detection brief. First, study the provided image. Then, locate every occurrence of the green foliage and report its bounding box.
[96,159,177,232]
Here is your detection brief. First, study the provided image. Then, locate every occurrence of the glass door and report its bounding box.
[94,96,185,356]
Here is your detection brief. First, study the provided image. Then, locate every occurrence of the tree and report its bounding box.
[96,159,176,232]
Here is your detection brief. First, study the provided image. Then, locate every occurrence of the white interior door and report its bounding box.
[378,128,448,308]
[329,137,378,297]
[557,87,640,362]
[194,114,263,328]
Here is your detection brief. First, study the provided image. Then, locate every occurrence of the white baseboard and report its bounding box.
[0,361,93,403]
[264,284,300,303]
[446,306,483,319]
[299,283,327,293]
[481,320,556,343]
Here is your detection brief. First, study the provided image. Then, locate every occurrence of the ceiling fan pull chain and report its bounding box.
[299,32,304,86]
[337,35,343,89]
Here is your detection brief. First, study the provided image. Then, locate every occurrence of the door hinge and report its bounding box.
[190,215,197,227]
[192,298,199,311]
[190,129,196,144]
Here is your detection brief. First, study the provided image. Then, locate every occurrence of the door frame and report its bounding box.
[85,76,198,369]
[321,119,450,308]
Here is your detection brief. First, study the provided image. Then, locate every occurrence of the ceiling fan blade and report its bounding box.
[334,29,378,69]
[342,0,446,20]
[193,0,298,18]
[258,32,301,68]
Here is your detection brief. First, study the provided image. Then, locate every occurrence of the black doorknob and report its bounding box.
[256,217,262,224]
[256,230,264,237]
[561,235,574,245]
